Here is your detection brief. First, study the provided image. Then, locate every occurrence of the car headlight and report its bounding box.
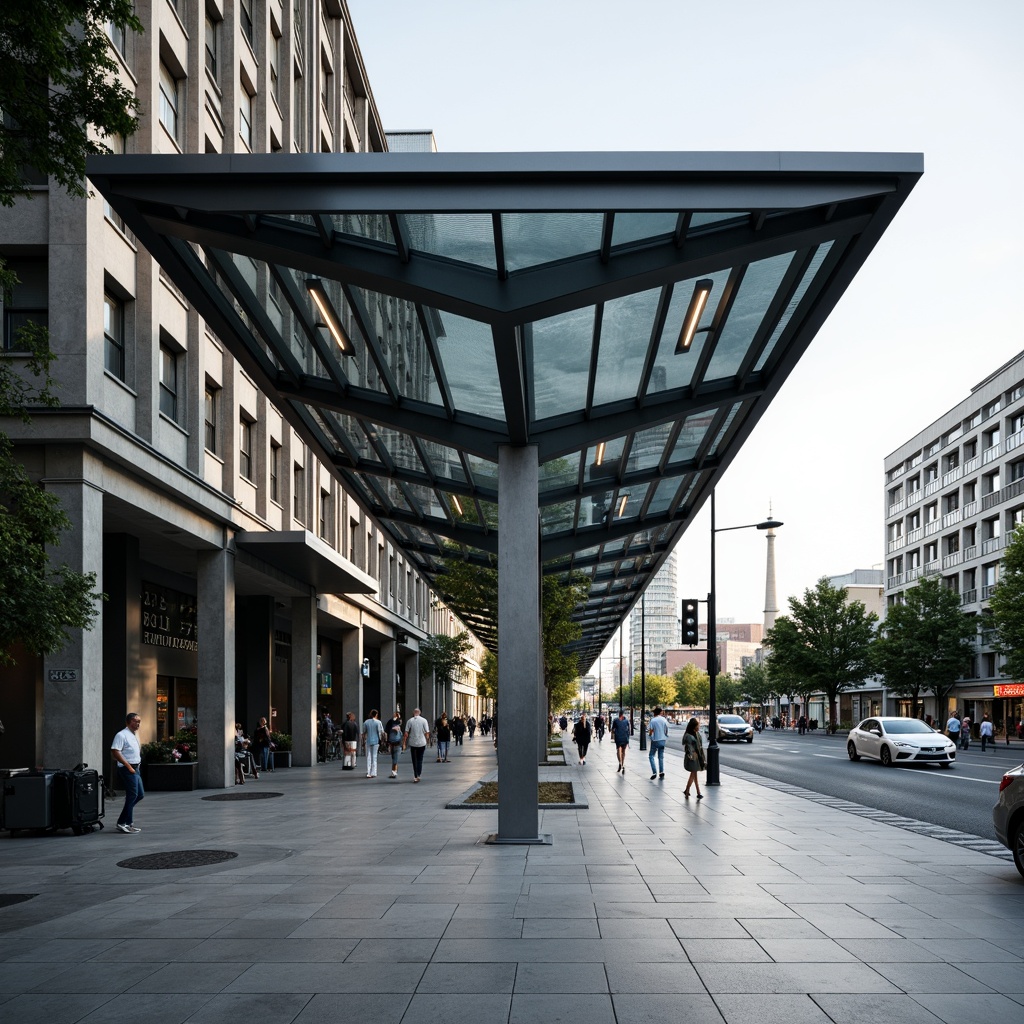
[894,741,915,749]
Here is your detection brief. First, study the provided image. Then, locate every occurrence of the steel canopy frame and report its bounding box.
[88,151,922,667]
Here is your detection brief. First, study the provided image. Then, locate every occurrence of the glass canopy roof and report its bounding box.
[88,151,921,666]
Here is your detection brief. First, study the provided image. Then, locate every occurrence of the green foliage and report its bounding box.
[765,577,878,729]
[141,740,173,764]
[612,673,675,709]
[715,673,739,710]
[420,630,474,689]
[0,1,142,206]
[477,649,498,701]
[269,731,292,751]
[876,575,977,713]
[676,663,710,709]
[990,524,1024,681]
[739,661,774,711]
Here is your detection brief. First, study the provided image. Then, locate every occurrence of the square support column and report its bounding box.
[492,444,548,844]
[291,596,318,767]
[197,545,235,789]
[380,640,397,717]
[341,626,364,723]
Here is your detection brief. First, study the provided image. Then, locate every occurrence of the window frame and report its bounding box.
[239,416,255,481]
[103,291,126,380]
[204,384,219,453]
[158,343,182,422]
[158,62,181,142]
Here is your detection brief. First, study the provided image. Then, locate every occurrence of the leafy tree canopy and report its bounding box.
[990,524,1024,682]
[419,630,473,692]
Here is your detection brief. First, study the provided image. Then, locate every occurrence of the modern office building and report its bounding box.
[884,351,1024,732]
[0,1,484,781]
[629,549,678,677]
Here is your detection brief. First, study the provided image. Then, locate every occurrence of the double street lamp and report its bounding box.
[706,491,783,786]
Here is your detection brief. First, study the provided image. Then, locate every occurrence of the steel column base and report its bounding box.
[485,833,553,845]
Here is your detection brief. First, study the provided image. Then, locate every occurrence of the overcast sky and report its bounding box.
[347,0,1024,658]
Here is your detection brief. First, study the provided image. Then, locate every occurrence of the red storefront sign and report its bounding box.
[993,683,1024,697]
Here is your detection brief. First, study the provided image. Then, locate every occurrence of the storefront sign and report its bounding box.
[47,669,79,682]
[993,683,1024,698]
[142,582,198,652]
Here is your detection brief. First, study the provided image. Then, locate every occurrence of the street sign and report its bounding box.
[48,669,80,682]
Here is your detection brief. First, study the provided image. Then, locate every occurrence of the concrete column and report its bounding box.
[494,444,544,843]
[238,596,274,734]
[42,464,104,771]
[380,639,397,716]
[341,625,364,721]
[402,651,418,720]
[197,544,235,789]
[291,596,318,766]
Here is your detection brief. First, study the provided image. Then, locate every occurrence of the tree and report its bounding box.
[739,662,774,718]
[716,673,739,711]
[764,577,878,732]
[477,649,498,702]
[673,662,707,707]
[876,575,976,717]
[990,524,1024,682]
[419,630,473,702]
[614,673,676,710]
[0,2,141,664]
[0,1,141,207]
[541,572,591,718]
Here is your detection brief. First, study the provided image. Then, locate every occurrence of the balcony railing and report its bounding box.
[887,573,905,589]
[1006,428,1024,454]
[982,583,997,600]
[887,536,904,553]
[982,536,1003,555]
[942,551,962,569]
[982,441,1004,465]
[982,476,1024,511]
[925,520,940,536]
[888,464,906,481]
[962,500,978,519]
[887,498,906,516]
[942,466,963,486]
[961,588,978,605]
[924,479,941,496]
[941,509,962,529]
[906,489,922,505]
[962,544,978,561]
[906,566,923,582]
[907,527,923,544]
[963,455,980,474]
[924,559,939,574]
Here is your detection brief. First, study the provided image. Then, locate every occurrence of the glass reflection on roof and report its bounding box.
[330,411,379,462]
[670,413,713,463]
[646,477,682,517]
[593,288,662,408]
[400,213,496,270]
[611,213,678,248]
[710,403,743,455]
[690,211,747,230]
[420,442,467,486]
[704,253,793,381]
[379,429,425,474]
[331,212,395,247]
[539,451,580,492]
[530,306,594,421]
[432,310,504,421]
[627,423,673,473]
[501,213,603,273]
[464,453,499,493]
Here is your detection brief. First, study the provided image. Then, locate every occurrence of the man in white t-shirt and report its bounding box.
[402,708,431,783]
[648,707,670,780]
[979,714,994,752]
[110,712,144,834]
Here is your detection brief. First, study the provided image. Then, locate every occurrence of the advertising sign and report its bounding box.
[993,683,1024,698]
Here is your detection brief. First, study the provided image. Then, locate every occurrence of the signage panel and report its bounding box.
[993,683,1024,698]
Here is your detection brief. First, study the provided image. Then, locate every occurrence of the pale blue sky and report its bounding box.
[347,0,1024,645]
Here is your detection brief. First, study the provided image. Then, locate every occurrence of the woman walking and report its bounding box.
[362,709,384,778]
[572,713,592,765]
[435,712,451,762]
[682,716,705,800]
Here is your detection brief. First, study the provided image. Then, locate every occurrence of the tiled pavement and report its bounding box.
[1,734,1023,1024]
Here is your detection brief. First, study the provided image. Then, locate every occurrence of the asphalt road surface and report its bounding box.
[653,725,1024,843]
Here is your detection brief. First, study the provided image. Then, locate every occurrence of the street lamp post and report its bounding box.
[706,490,782,786]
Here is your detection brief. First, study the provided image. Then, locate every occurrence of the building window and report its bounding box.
[103,292,125,379]
[270,30,281,102]
[320,54,332,115]
[107,19,126,56]
[240,0,254,47]
[349,518,357,561]
[205,16,218,79]
[319,489,330,539]
[293,464,304,520]
[2,260,47,351]
[204,385,219,452]
[159,344,181,422]
[239,86,253,149]
[270,441,280,502]
[158,63,181,142]
[239,417,254,481]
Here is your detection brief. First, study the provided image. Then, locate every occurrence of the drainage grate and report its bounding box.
[0,894,37,908]
[117,850,239,870]
[201,791,283,801]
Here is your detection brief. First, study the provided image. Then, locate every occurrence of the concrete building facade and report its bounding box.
[0,2,486,782]
[884,352,1024,733]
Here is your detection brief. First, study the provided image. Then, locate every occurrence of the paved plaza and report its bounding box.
[1,734,1023,1024]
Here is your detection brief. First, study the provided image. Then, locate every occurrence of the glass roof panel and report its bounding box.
[690,211,747,230]
[539,451,580,493]
[756,241,835,371]
[328,411,380,462]
[331,212,395,247]
[710,403,743,455]
[541,499,576,536]
[586,435,627,483]
[593,287,662,407]
[400,213,496,269]
[670,412,714,463]
[585,489,617,528]
[611,213,678,248]
[464,453,499,493]
[530,306,595,421]
[402,480,443,519]
[377,428,426,474]
[420,442,467,486]
[648,269,732,393]
[704,252,795,381]
[627,423,674,472]
[432,309,504,421]
[646,477,682,517]
[352,286,433,400]
[501,213,604,272]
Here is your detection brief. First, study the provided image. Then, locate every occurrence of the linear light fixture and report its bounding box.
[617,494,628,518]
[306,278,353,355]
[450,494,463,516]
[675,279,714,354]
[595,441,606,466]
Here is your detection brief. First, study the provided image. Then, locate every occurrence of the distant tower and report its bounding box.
[763,506,779,633]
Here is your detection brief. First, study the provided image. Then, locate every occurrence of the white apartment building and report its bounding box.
[884,351,1024,733]
[0,1,486,782]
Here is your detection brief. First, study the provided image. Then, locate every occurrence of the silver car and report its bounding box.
[715,714,754,743]
[993,763,1024,878]
[847,717,956,767]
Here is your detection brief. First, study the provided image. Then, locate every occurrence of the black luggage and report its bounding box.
[1,770,57,831]
[51,764,105,834]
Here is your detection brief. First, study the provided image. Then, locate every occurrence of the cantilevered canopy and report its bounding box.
[88,151,921,665]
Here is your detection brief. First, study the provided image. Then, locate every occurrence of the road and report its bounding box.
[654,725,1024,842]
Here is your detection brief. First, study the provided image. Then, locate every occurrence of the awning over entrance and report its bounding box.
[89,151,921,665]
[236,530,376,596]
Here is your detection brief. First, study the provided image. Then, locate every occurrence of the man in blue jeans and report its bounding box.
[110,711,144,833]
[611,710,631,774]
[648,706,669,780]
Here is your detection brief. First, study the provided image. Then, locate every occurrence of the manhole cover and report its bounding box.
[201,791,283,801]
[117,850,238,870]
[0,894,37,908]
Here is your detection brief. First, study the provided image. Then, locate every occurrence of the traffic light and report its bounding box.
[682,599,699,647]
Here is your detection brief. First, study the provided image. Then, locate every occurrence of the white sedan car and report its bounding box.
[847,717,956,768]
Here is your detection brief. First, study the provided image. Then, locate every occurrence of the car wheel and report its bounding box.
[847,741,860,761]
[880,745,893,767]
[746,736,753,743]
[939,761,952,769]
[1012,818,1024,879]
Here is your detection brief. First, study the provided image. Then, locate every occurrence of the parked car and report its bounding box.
[846,717,956,767]
[993,763,1024,878]
[713,714,754,743]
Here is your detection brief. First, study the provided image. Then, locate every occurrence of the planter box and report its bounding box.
[270,750,291,769]
[143,761,198,791]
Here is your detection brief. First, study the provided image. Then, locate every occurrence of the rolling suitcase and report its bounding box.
[2,770,57,831]
[51,764,105,834]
